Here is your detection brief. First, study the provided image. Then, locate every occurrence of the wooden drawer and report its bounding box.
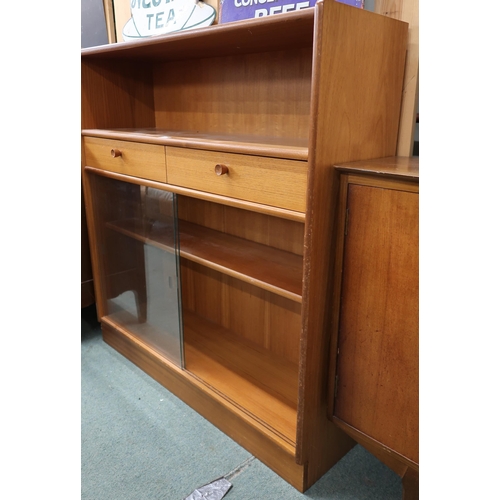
[166,147,307,213]
[84,137,167,182]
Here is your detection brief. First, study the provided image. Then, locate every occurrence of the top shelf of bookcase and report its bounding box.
[81,8,315,61]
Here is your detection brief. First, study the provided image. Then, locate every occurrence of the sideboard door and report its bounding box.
[333,182,419,465]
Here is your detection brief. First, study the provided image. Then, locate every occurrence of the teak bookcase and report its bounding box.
[81,1,408,491]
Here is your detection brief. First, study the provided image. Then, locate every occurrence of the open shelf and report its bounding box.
[106,218,303,302]
[183,310,298,446]
[179,221,303,302]
[81,8,314,62]
[81,128,309,161]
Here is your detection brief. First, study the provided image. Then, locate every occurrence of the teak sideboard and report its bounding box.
[328,157,419,497]
[81,1,408,491]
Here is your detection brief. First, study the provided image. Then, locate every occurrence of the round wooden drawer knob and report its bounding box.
[215,164,229,176]
[111,149,122,158]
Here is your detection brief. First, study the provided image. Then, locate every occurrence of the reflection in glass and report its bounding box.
[90,174,183,367]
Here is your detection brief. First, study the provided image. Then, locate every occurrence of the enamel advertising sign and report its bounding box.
[122,0,216,41]
[219,0,363,23]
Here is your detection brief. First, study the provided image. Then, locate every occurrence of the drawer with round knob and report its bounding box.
[166,147,307,213]
[84,137,167,183]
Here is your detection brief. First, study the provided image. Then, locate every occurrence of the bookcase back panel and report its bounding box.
[153,49,312,140]
[181,260,301,364]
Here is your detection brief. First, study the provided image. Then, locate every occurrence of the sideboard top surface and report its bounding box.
[334,156,419,181]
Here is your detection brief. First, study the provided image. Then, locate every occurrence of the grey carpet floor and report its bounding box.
[82,305,402,499]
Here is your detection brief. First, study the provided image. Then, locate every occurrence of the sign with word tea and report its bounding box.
[122,0,216,40]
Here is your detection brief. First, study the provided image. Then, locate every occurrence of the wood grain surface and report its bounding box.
[334,183,419,465]
[296,1,408,485]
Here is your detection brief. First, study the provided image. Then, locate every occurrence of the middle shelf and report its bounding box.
[106,217,303,302]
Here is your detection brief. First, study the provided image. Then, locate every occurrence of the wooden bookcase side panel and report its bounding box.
[81,59,156,130]
[81,182,95,308]
[181,259,302,365]
[296,0,409,485]
[82,169,123,320]
[153,49,313,141]
[82,144,107,320]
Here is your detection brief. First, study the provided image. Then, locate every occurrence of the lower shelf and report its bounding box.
[183,310,298,446]
[101,316,306,490]
[102,308,299,446]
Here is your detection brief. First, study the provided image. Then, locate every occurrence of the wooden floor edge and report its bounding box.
[101,322,307,491]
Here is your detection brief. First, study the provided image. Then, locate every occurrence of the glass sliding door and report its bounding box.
[88,173,184,367]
